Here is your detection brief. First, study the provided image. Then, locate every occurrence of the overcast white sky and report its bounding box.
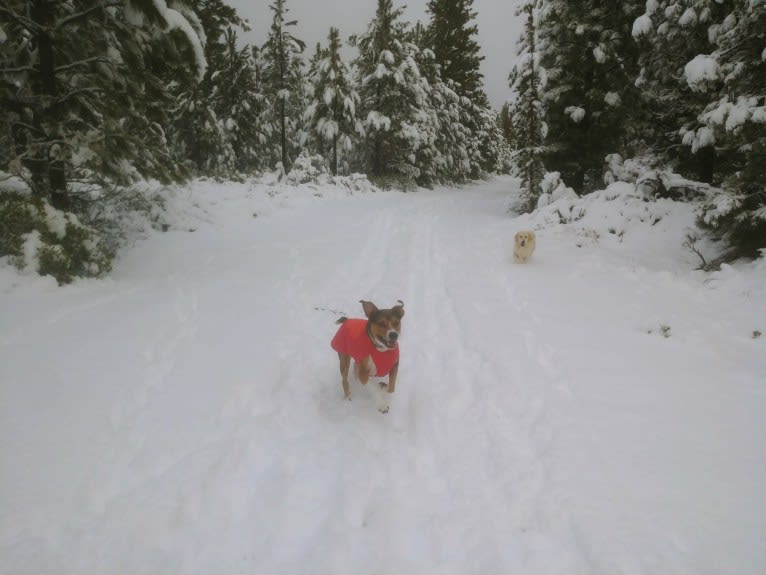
[226,0,523,109]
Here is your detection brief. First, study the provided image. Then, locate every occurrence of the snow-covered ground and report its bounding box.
[1,175,765,574]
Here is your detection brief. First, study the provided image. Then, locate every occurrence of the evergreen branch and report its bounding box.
[2,166,36,192]
[0,6,41,33]
[55,1,122,30]
[9,120,43,135]
[50,86,104,108]
[0,65,37,74]
[55,57,113,74]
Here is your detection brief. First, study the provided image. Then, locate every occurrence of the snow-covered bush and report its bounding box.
[536,171,577,209]
[0,192,112,284]
[604,154,657,186]
[84,186,171,255]
[697,187,766,259]
[284,154,330,185]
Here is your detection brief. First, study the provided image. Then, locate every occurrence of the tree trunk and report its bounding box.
[280,99,288,171]
[30,0,69,208]
[332,134,338,175]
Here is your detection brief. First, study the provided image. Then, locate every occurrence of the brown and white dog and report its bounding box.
[514,230,536,263]
[331,300,404,413]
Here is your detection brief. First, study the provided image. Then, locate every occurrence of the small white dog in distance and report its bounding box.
[513,230,536,263]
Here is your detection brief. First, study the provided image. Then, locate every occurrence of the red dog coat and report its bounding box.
[331,318,399,376]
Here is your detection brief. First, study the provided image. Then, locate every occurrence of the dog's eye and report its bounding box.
[377,321,386,328]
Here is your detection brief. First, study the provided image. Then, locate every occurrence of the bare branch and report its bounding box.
[683,233,707,269]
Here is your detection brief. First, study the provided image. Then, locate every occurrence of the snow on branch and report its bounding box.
[55,2,122,30]
[564,106,585,122]
[150,0,207,80]
[684,54,719,91]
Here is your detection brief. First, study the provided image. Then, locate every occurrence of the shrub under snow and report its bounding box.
[0,192,113,284]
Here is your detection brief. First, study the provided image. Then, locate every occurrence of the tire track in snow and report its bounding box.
[414,185,579,565]
[342,188,572,565]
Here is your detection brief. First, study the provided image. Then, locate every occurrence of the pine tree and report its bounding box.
[705,1,766,206]
[494,108,513,174]
[674,2,766,257]
[173,2,264,176]
[307,27,362,175]
[537,0,643,192]
[353,0,425,182]
[219,31,266,173]
[260,0,305,172]
[249,45,273,172]
[0,0,207,208]
[170,1,250,178]
[632,0,728,183]
[498,102,514,149]
[508,0,545,211]
[425,0,503,177]
[425,0,486,104]
[411,37,473,183]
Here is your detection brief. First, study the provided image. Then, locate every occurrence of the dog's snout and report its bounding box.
[388,331,399,341]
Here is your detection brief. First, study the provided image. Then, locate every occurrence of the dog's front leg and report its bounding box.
[339,352,351,399]
[356,356,373,386]
[386,362,399,394]
[375,362,398,414]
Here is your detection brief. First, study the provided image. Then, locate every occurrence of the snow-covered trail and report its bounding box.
[1,177,765,574]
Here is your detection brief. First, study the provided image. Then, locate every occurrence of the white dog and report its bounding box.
[513,230,536,263]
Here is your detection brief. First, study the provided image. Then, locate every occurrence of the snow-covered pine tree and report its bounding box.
[219,31,266,174]
[260,0,306,172]
[353,0,427,183]
[469,103,507,177]
[406,40,452,184]
[425,0,501,176]
[537,0,643,192]
[425,0,486,105]
[409,28,476,184]
[170,1,251,178]
[248,44,273,172]
[499,101,514,149]
[632,0,729,183]
[168,0,260,177]
[495,110,513,174]
[508,0,545,211]
[306,28,361,175]
[301,42,324,159]
[0,0,207,209]
[679,2,766,257]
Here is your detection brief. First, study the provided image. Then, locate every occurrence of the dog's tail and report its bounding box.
[336,317,348,325]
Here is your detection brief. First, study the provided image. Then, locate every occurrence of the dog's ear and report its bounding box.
[360,300,378,318]
[392,300,405,319]
[529,231,536,240]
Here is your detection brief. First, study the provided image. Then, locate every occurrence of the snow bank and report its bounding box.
[522,177,720,270]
